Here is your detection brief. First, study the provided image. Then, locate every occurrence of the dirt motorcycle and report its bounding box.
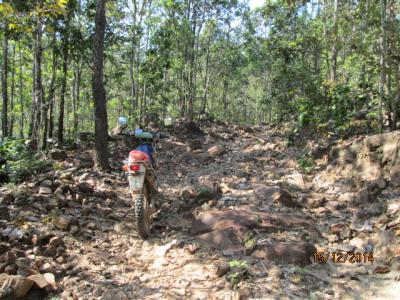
[118,117,169,239]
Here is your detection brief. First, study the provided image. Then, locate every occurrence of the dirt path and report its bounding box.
[1,123,400,299]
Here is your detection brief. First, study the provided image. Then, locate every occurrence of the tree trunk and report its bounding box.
[58,35,68,144]
[129,56,135,116]
[330,0,339,82]
[72,65,76,137]
[19,42,24,138]
[139,81,146,127]
[132,0,148,124]
[1,34,8,138]
[388,0,397,131]
[49,97,54,139]
[129,0,137,117]
[92,0,109,170]
[9,42,15,137]
[162,67,167,121]
[30,18,44,148]
[392,62,400,130]
[222,79,228,113]
[359,0,369,111]
[379,0,387,132]
[188,0,197,119]
[43,38,57,148]
[322,0,330,81]
[201,32,211,115]
[73,63,81,138]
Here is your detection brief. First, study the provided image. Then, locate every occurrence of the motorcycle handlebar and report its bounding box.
[115,129,169,140]
[158,132,170,139]
[132,130,170,140]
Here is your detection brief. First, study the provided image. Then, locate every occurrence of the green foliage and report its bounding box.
[1,0,398,148]
[228,260,247,269]
[296,97,316,126]
[243,230,257,251]
[227,260,250,288]
[227,271,242,288]
[325,80,352,128]
[0,139,52,183]
[296,149,315,174]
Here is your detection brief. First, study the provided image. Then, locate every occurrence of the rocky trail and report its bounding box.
[1,121,400,299]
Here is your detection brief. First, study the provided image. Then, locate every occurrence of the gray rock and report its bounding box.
[390,165,400,187]
[39,186,52,195]
[93,287,103,297]
[304,194,326,208]
[189,139,202,151]
[48,236,64,248]
[207,144,225,156]
[77,182,94,194]
[4,263,17,274]
[40,180,53,188]
[39,262,55,273]
[50,149,67,161]
[114,223,126,234]
[78,173,92,183]
[254,185,297,207]
[0,193,14,205]
[43,246,57,257]
[216,263,230,277]
[349,236,368,250]
[70,225,79,235]
[337,192,355,203]
[268,265,284,279]
[252,242,317,266]
[284,173,306,190]
[4,228,25,241]
[326,201,344,211]
[328,234,338,243]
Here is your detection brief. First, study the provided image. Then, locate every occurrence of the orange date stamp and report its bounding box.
[313,251,374,264]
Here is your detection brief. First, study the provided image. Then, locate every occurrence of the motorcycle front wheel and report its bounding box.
[134,184,151,239]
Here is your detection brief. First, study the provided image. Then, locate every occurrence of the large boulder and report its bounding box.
[182,120,203,135]
[189,139,202,151]
[77,182,94,194]
[190,209,319,256]
[207,144,225,156]
[49,149,67,161]
[390,165,400,187]
[254,185,297,207]
[284,173,306,190]
[38,180,53,194]
[317,131,400,187]
[252,242,316,266]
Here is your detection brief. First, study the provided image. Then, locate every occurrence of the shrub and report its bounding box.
[0,139,52,183]
[296,149,315,174]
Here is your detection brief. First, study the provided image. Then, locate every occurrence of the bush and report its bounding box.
[296,149,315,174]
[296,97,316,126]
[0,139,52,183]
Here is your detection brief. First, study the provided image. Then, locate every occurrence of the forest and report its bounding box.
[1,0,399,146]
[0,0,400,299]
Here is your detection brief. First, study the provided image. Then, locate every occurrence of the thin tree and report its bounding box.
[58,24,69,144]
[9,42,15,137]
[18,42,24,138]
[1,32,8,137]
[43,33,57,149]
[379,0,387,132]
[29,16,44,148]
[92,0,109,170]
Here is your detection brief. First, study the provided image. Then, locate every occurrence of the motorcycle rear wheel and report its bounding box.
[134,185,151,239]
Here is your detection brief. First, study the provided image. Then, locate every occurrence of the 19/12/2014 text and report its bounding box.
[313,252,374,264]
